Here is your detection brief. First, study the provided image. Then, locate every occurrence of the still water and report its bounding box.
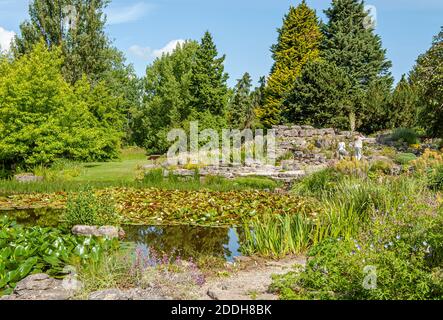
[3,208,243,262]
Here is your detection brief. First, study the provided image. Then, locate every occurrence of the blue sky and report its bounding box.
[0,0,442,87]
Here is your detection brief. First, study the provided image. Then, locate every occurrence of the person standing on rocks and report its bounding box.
[354,134,364,161]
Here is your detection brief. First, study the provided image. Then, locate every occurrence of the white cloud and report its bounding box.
[106,2,153,25]
[128,45,153,60]
[0,26,15,52]
[129,39,186,61]
[152,39,185,58]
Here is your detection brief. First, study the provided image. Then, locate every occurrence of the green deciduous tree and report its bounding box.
[14,0,111,84]
[132,41,199,154]
[257,1,322,127]
[0,42,121,169]
[13,0,139,144]
[410,27,443,138]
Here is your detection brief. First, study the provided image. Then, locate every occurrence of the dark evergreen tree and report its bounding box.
[284,60,354,129]
[189,31,229,116]
[286,0,393,132]
[388,75,419,129]
[322,0,392,89]
[228,73,253,129]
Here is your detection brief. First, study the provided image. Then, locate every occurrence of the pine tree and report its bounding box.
[410,27,443,138]
[189,31,229,116]
[322,0,393,127]
[285,60,353,129]
[257,1,322,127]
[388,75,419,129]
[228,73,253,129]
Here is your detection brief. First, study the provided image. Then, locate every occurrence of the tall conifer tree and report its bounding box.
[322,0,393,128]
[257,1,322,127]
[189,31,228,116]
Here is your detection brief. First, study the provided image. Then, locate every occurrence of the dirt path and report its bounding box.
[199,256,306,300]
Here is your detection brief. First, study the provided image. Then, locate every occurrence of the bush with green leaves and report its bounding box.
[391,128,419,145]
[0,216,119,296]
[65,190,120,227]
[271,211,443,300]
[395,153,417,165]
[427,165,443,191]
[0,42,122,170]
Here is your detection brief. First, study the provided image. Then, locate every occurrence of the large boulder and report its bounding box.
[71,225,125,239]
[0,274,80,301]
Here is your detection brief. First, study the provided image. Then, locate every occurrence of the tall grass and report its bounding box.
[241,214,313,258]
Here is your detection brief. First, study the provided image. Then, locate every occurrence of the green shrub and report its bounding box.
[292,168,344,197]
[271,212,443,300]
[65,189,120,227]
[233,176,279,190]
[143,168,165,184]
[395,153,417,165]
[0,216,119,296]
[427,165,443,191]
[369,160,394,175]
[391,128,419,145]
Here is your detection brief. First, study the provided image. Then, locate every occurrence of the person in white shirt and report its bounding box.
[354,134,364,161]
[337,141,348,160]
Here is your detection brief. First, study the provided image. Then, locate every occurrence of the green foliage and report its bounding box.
[427,165,443,191]
[388,75,420,129]
[0,216,119,295]
[411,27,443,138]
[0,42,122,169]
[13,0,139,144]
[65,190,120,227]
[287,0,393,133]
[190,31,229,116]
[284,60,353,129]
[242,214,313,258]
[395,153,417,165]
[271,212,443,300]
[391,128,419,145]
[292,168,345,197]
[132,41,199,154]
[258,2,322,127]
[228,73,255,129]
[232,176,279,190]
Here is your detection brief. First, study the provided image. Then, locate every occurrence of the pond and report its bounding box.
[1,208,243,262]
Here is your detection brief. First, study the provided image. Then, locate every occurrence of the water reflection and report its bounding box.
[125,225,242,262]
[2,209,244,262]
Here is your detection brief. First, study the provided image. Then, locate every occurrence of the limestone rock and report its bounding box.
[1,274,79,300]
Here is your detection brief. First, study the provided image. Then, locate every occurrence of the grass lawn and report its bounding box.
[72,147,149,183]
